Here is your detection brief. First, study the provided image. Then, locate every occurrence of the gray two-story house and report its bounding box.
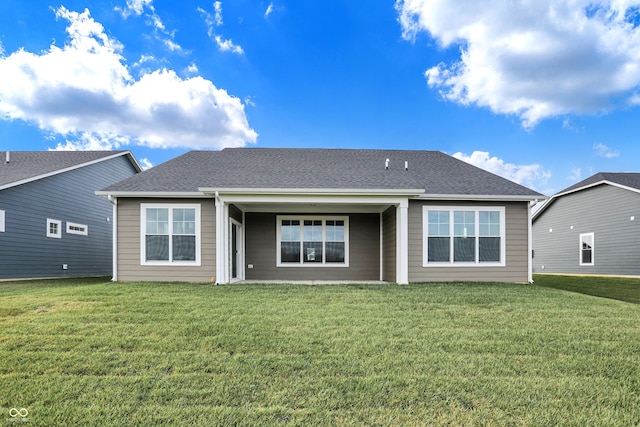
[532,172,640,276]
[0,151,141,279]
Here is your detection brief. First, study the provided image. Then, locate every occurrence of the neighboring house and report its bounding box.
[97,148,544,284]
[0,151,141,279]
[532,172,640,276]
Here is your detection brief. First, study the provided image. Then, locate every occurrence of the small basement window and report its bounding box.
[66,222,88,236]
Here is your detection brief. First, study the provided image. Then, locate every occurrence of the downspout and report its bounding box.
[528,199,538,284]
[107,195,118,282]
[379,212,383,281]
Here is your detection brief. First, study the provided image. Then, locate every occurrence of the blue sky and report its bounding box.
[1,1,640,195]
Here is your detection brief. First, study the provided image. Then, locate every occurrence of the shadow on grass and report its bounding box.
[533,274,640,305]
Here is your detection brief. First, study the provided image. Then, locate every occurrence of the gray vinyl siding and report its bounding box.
[0,155,138,279]
[533,185,640,275]
[408,200,530,283]
[382,207,396,282]
[116,198,216,282]
[244,213,380,281]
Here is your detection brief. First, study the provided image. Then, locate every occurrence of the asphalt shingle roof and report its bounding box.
[103,148,543,198]
[558,172,640,194]
[0,151,131,188]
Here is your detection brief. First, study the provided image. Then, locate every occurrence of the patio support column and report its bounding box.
[215,194,229,284]
[396,200,409,284]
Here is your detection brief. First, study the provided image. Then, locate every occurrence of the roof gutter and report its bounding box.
[95,191,204,198]
[199,187,426,196]
[416,193,547,202]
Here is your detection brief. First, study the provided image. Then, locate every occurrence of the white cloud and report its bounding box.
[186,63,199,74]
[569,167,582,182]
[396,0,640,128]
[593,142,620,158]
[0,7,257,151]
[139,157,154,170]
[199,4,244,55]
[265,2,274,18]
[214,35,244,55]
[214,1,224,26]
[115,0,154,18]
[452,151,551,190]
[116,0,183,52]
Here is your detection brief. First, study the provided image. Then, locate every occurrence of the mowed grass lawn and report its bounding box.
[1,279,639,426]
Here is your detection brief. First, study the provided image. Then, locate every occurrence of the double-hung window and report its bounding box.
[141,204,201,265]
[277,216,348,266]
[423,206,505,266]
[579,233,594,266]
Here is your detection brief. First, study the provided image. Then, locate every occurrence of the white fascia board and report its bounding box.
[555,180,640,198]
[95,191,204,198]
[1,151,140,191]
[417,194,546,202]
[200,187,425,196]
[214,193,410,206]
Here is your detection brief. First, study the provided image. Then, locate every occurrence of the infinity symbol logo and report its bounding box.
[9,408,28,418]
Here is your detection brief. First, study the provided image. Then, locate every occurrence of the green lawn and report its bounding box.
[534,274,640,305]
[1,279,639,426]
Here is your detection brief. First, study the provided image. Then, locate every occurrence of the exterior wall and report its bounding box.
[244,212,380,281]
[116,198,216,282]
[408,200,531,283]
[382,207,396,282]
[533,185,640,275]
[0,155,138,279]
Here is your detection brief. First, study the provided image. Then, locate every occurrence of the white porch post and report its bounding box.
[396,200,409,284]
[215,194,229,284]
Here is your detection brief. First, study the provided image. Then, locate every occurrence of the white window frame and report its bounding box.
[140,204,201,266]
[422,206,506,267]
[47,219,62,239]
[0,210,4,232]
[579,232,594,266]
[66,222,88,236]
[276,215,349,267]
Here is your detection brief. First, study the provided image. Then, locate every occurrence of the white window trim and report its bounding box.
[47,218,62,239]
[66,222,88,236]
[422,206,506,267]
[140,204,201,266]
[276,215,349,267]
[579,232,595,266]
[0,209,4,232]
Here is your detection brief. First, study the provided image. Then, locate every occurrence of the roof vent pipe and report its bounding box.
[5,151,9,164]
[404,161,408,171]
[385,158,389,170]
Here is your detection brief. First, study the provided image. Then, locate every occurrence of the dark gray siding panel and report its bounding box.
[533,185,640,275]
[382,207,396,282]
[408,200,530,283]
[0,155,138,279]
[245,213,380,281]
